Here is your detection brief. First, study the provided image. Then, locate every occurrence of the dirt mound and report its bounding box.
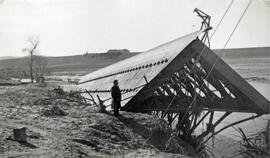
[0,85,191,157]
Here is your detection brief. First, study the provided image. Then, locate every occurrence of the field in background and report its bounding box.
[0,52,139,77]
[216,47,270,83]
[0,47,269,79]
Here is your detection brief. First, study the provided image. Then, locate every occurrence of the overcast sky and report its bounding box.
[0,0,269,57]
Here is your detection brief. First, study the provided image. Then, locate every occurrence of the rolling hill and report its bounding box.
[0,52,139,76]
[0,56,17,61]
[0,47,268,76]
[214,47,269,59]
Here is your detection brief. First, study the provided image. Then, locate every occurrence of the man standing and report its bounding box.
[111,80,121,117]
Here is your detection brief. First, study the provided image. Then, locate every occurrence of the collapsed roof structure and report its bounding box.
[79,28,269,114]
[78,8,269,152]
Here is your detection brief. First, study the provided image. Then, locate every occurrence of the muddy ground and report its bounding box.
[0,84,191,158]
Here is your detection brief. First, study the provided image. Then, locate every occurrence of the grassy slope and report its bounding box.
[0,47,268,75]
[0,52,138,76]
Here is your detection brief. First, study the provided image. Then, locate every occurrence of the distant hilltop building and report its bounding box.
[106,49,130,54]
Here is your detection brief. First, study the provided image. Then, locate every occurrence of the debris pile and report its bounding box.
[41,105,67,117]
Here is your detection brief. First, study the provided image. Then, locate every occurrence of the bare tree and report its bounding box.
[22,36,40,83]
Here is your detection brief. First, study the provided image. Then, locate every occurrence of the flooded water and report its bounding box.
[211,81,269,140]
